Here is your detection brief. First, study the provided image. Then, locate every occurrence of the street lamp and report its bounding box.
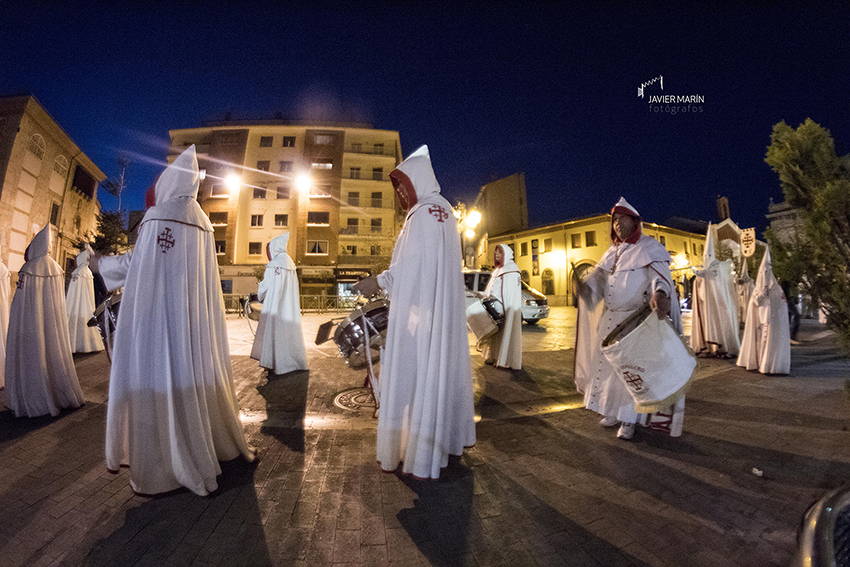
[453,202,483,268]
[225,173,241,196]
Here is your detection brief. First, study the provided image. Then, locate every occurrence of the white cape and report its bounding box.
[481,244,522,369]
[0,256,10,389]
[5,225,83,417]
[250,232,308,374]
[737,249,790,374]
[690,225,740,356]
[376,145,476,478]
[100,145,255,496]
[66,245,104,353]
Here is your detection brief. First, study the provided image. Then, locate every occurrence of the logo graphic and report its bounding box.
[741,228,756,257]
[158,227,175,253]
[638,75,663,98]
[428,205,449,223]
[640,74,705,114]
[622,370,645,392]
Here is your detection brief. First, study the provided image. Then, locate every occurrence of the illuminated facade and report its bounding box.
[485,215,705,306]
[168,121,402,296]
[0,95,104,278]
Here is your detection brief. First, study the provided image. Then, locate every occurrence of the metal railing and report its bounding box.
[300,295,359,313]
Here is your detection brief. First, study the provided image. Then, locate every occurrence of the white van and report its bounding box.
[462,269,550,324]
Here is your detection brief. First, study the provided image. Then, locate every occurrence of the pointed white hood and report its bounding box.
[390,145,441,212]
[703,224,716,266]
[21,225,62,277]
[141,145,212,232]
[754,248,778,294]
[495,243,515,268]
[267,232,291,261]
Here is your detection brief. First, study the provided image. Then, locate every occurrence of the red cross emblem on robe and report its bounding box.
[622,370,644,391]
[428,205,449,222]
[158,227,175,253]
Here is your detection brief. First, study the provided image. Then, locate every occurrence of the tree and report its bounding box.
[764,118,850,349]
[88,211,128,255]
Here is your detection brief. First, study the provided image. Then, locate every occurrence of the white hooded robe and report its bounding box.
[481,244,523,370]
[375,145,476,479]
[65,245,104,353]
[250,232,308,374]
[690,225,740,356]
[5,225,84,417]
[99,145,255,496]
[737,249,791,374]
[0,242,10,389]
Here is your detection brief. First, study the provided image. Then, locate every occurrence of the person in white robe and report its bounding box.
[736,259,755,328]
[91,145,256,496]
[737,248,791,374]
[65,244,104,353]
[250,232,308,375]
[689,224,740,357]
[353,145,476,479]
[5,225,84,417]
[574,197,684,439]
[0,237,10,389]
[481,244,522,370]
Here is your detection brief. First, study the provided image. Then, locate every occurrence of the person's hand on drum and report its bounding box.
[650,290,671,319]
[353,276,381,298]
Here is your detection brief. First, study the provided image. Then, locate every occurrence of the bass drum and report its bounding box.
[333,299,390,368]
[91,290,122,362]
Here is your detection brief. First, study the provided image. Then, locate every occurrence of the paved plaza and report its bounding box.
[1,307,849,566]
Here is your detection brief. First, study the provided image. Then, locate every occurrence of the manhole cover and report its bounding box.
[333,387,376,412]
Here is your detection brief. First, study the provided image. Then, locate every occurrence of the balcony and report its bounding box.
[344,144,396,157]
[344,171,391,182]
[339,226,359,235]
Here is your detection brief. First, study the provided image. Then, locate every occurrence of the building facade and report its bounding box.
[0,95,104,278]
[485,215,705,306]
[168,120,402,296]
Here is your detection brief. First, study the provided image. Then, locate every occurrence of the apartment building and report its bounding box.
[0,95,104,277]
[168,120,402,296]
[486,214,705,306]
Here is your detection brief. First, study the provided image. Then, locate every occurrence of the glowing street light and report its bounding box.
[465,210,481,229]
[464,228,476,239]
[224,173,241,196]
[295,173,311,193]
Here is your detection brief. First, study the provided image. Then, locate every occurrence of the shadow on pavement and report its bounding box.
[258,368,310,454]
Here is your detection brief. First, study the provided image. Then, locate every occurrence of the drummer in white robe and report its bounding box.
[690,225,740,357]
[66,244,104,353]
[250,232,308,375]
[354,145,476,479]
[5,225,84,417]
[737,248,790,374]
[481,244,522,370]
[574,197,684,439]
[91,145,256,496]
[0,237,10,389]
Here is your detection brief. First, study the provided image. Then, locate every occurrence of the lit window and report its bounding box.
[209,212,228,225]
[585,231,597,247]
[253,187,267,199]
[307,211,330,225]
[276,186,290,199]
[257,161,270,172]
[348,192,360,206]
[371,218,382,233]
[53,155,69,177]
[275,214,288,227]
[312,158,333,170]
[251,214,263,227]
[371,192,382,208]
[571,234,581,248]
[248,242,262,255]
[310,183,331,198]
[282,136,295,147]
[27,133,45,160]
[315,134,333,144]
[259,136,273,148]
[215,241,226,254]
[279,161,292,172]
[307,240,328,255]
[350,167,361,179]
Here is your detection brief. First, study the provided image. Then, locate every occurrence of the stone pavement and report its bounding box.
[1,307,849,566]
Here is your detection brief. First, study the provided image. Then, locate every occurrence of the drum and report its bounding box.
[333,299,390,368]
[90,289,122,362]
[466,296,504,345]
[601,304,696,413]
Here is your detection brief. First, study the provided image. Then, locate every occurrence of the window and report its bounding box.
[249,242,262,255]
[660,235,666,246]
[307,211,330,225]
[259,136,273,147]
[371,192,382,208]
[253,187,267,199]
[71,166,96,199]
[544,238,553,253]
[542,269,555,295]
[343,218,358,235]
[371,245,382,256]
[310,183,331,197]
[693,243,698,255]
[348,192,360,206]
[312,158,333,170]
[274,214,288,227]
[257,160,270,172]
[315,134,334,144]
[209,212,228,225]
[345,245,357,256]
[571,233,581,248]
[53,155,69,177]
[215,241,226,254]
[700,245,704,255]
[251,214,263,227]
[211,184,229,197]
[585,231,597,247]
[349,167,361,179]
[50,203,60,226]
[372,167,383,181]
[371,218,382,233]
[279,161,292,172]
[27,133,45,159]
[520,242,528,256]
[351,142,362,153]
[276,185,290,199]
[282,136,295,147]
[307,240,328,255]
[373,143,384,155]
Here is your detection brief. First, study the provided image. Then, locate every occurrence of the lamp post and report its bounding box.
[453,202,482,268]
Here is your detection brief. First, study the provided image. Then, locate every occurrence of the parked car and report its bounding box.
[462,268,550,324]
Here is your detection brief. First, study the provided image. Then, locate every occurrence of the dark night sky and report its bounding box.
[1,1,847,234]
